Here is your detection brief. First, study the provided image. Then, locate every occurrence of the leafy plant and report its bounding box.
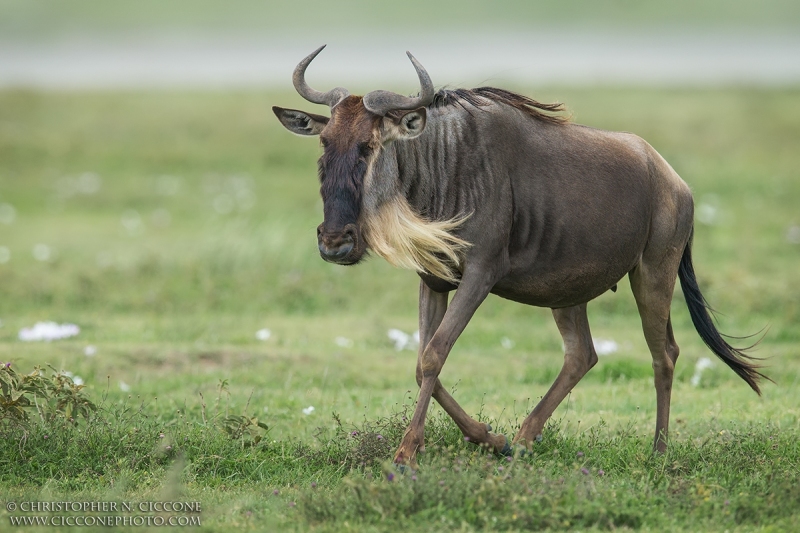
[0,363,48,426]
[46,365,97,421]
[0,363,96,430]
[221,414,269,445]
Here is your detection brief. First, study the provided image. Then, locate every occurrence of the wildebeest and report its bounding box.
[273,45,767,469]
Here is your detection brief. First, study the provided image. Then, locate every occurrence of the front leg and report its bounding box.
[394,267,500,469]
[410,280,509,460]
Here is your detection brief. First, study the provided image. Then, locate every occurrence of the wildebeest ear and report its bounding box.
[272,106,329,136]
[384,108,427,140]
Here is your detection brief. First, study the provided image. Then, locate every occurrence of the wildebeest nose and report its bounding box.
[318,229,355,262]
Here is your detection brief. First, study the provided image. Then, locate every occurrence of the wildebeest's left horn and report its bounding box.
[362,51,435,116]
[293,45,350,108]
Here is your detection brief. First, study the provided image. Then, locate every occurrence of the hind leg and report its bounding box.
[513,304,597,447]
[629,260,682,453]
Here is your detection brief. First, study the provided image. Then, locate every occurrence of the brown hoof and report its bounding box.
[393,449,420,471]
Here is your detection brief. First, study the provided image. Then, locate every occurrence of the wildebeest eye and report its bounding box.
[357,142,371,157]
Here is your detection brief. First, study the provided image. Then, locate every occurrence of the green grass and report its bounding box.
[1,87,799,531]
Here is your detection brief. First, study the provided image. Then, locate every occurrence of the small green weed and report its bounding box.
[221,415,269,445]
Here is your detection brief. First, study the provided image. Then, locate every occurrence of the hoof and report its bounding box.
[394,450,420,472]
[500,440,513,456]
[499,442,535,458]
[394,461,419,474]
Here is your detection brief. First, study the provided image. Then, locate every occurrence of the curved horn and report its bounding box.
[362,51,435,116]
[293,45,350,108]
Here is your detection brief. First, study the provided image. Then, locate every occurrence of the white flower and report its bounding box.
[387,329,420,351]
[696,357,714,371]
[387,329,409,350]
[500,337,515,349]
[119,381,131,392]
[691,357,714,387]
[593,338,618,356]
[84,345,97,356]
[697,203,718,225]
[19,322,80,342]
[255,328,272,341]
[213,194,235,214]
[786,225,800,244]
[334,337,353,348]
[61,371,83,385]
[32,244,52,262]
[76,172,101,194]
[697,194,721,226]
[0,203,16,225]
[302,406,315,415]
[121,209,143,235]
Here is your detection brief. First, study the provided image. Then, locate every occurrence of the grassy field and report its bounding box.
[1,87,799,531]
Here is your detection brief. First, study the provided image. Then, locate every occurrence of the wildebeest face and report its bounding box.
[315,96,377,265]
[272,45,433,266]
[273,96,376,265]
[273,97,428,265]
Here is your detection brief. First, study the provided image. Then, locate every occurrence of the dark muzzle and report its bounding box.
[317,224,357,264]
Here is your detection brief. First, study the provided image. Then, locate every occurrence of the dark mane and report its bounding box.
[429,87,570,125]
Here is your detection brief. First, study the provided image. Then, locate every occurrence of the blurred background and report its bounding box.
[2,0,800,88]
[0,0,799,437]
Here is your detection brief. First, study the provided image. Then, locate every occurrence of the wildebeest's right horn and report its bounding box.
[293,45,350,108]
[362,51,435,116]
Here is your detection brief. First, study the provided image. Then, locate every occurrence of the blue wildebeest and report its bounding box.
[273,46,766,469]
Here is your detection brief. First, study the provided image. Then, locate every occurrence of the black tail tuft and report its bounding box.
[677,236,770,395]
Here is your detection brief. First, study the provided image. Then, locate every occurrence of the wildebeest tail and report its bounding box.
[677,234,768,395]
